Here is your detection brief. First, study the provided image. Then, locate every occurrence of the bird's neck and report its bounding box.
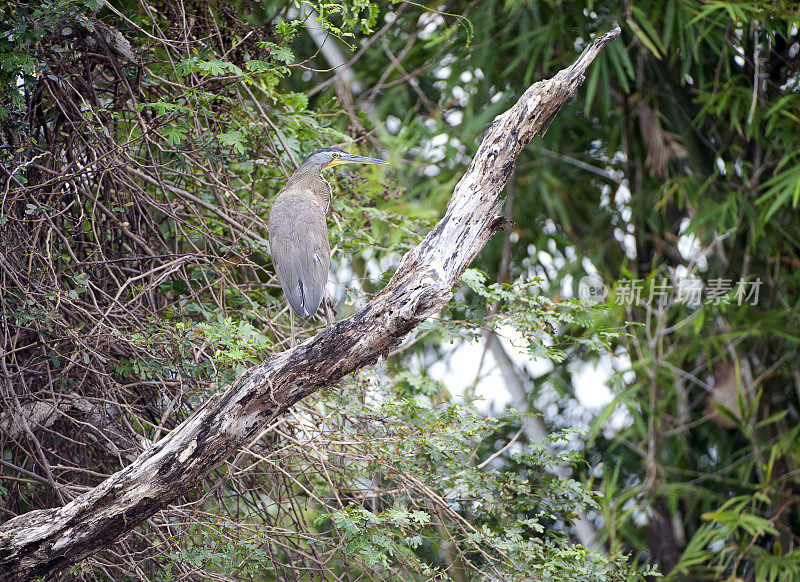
[286,166,332,211]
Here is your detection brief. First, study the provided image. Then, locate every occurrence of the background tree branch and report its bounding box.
[0,26,621,582]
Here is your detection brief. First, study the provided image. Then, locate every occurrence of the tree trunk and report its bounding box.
[0,27,620,581]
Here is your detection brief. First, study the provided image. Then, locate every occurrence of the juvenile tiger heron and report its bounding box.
[268,147,387,345]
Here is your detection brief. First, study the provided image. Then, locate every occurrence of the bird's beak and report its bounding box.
[326,153,388,169]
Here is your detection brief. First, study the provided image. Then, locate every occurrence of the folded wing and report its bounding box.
[268,191,331,317]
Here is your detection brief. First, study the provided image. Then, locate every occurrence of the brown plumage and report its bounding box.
[268,147,387,320]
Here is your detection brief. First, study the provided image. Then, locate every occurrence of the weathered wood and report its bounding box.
[0,26,620,581]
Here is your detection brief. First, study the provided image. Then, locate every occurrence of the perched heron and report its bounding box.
[268,147,387,345]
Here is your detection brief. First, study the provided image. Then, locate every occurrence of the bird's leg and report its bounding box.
[322,294,338,326]
[290,311,296,348]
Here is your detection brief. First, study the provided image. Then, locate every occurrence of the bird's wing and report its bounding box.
[268,192,331,317]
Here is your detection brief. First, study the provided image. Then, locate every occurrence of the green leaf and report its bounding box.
[459,268,488,294]
[271,45,294,64]
[218,130,246,155]
[162,124,188,145]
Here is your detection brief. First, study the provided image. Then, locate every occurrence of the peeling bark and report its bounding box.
[0,27,620,581]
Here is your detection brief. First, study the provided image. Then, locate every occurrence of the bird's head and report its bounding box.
[301,147,388,172]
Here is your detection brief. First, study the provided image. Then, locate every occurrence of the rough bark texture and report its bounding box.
[0,26,620,581]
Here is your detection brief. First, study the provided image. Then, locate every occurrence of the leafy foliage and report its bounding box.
[334,0,800,579]
[0,0,648,580]
[3,0,798,580]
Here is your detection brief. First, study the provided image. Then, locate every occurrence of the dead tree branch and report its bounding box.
[0,26,620,581]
